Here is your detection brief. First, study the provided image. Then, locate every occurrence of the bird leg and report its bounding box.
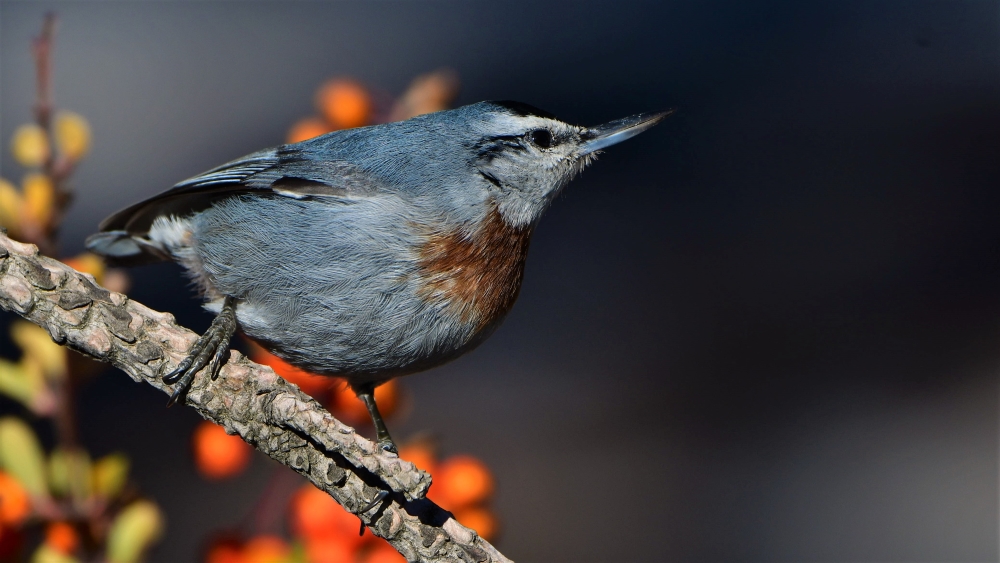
[354,383,398,454]
[163,295,238,407]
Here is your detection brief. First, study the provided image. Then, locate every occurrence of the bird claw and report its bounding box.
[378,439,398,455]
[358,490,390,536]
[360,490,389,514]
[164,296,237,407]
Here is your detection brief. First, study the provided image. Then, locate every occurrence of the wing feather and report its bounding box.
[97,143,369,234]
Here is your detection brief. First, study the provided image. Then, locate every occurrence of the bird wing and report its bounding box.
[98,143,376,234]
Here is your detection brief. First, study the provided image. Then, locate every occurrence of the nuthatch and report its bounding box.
[86,101,670,453]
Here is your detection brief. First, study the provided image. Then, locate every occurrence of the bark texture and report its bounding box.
[0,232,512,563]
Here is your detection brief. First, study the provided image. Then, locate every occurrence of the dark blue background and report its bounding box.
[2,2,998,561]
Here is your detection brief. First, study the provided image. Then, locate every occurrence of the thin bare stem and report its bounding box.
[30,13,75,255]
[32,13,56,134]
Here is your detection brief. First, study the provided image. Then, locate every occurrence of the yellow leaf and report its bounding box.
[54,112,91,161]
[11,321,66,380]
[0,358,46,408]
[11,124,50,168]
[92,453,130,500]
[23,173,55,228]
[31,544,80,563]
[107,500,164,563]
[48,447,92,500]
[0,416,49,497]
[0,178,23,233]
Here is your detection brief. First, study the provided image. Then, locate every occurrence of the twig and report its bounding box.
[30,13,76,254]
[32,13,56,134]
[0,232,513,563]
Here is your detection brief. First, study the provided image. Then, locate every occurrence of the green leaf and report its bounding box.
[48,447,92,500]
[0,416,48,496]
[287,541,309,563]
[107,500,164,563]
[92,453,130,500]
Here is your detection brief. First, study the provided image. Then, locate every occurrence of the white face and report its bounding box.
[473,112,597,227]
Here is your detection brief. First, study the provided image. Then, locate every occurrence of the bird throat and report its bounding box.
[416,204,532,331]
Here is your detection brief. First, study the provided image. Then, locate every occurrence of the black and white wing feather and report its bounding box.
[87,138,374,264]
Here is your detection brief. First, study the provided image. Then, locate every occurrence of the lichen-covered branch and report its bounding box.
[0,232,512,563]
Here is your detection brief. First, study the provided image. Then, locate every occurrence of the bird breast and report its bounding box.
[414,205,532,332]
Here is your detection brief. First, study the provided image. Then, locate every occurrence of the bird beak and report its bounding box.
[579,109,674,154]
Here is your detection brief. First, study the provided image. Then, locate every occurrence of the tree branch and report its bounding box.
[0,232,512,563]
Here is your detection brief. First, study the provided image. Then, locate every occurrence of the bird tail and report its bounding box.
[85,230,170,266]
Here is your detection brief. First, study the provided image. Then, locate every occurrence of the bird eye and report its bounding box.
[528,129,553,149]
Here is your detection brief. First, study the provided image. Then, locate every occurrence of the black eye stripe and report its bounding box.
[474,130,555,160]
[475,136,527,160]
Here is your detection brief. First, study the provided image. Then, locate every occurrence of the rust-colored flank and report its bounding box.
[416,205,532,330]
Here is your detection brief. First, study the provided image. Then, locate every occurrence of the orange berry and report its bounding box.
[304,535,357,563]
[242,535,288,563]
[397,442,436,475]
[451,507,499,541]
[328,385,367,425]
[316,80,371,129]
[0,472,30,525]
[287,117,332,144]
[249,342,330,396]
[329,380,398,426]
[429,456,494,510]
[359,541,405,563]
[289,485,364,549]
[389,69,460,121]
[44,521,78,555]
[192,421,252,480]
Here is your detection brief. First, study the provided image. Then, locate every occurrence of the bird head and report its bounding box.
[466,101,672,227]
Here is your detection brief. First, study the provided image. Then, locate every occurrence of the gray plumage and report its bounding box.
[86,100,668,448]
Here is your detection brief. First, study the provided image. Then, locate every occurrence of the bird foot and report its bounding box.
[164,296,237,406]
[355,384,399,454]
[377,438,398,455]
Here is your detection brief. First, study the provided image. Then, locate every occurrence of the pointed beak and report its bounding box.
[579,108,674,154]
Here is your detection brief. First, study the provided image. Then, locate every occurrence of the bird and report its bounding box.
[86,100,670,454]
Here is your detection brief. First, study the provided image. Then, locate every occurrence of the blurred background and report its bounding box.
[1,1,998,561]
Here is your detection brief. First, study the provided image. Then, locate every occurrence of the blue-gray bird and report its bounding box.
[86,101,669,453]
